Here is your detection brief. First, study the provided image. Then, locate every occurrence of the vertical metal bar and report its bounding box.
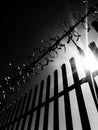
[21,93,29,116]
[11,96,22,121]
[93,78,98,100]
[86,71,98,111]
[27,89,33,111]
[7,100,18,124]
[88,44,98,110]
[9,97,23,129]
[27,85,38,130]
[21,89,32,130]
[0,107,8,128]
[0,107,9,127]
[5,102,17,126]
[61,64,73,130]
[2,103,14,127]
[25,89,32,112]
[34,80,44,130]
[0,110,4,124]
[19,94,27,117]
[53,70,59,130]
[0,109,6,127]
[15,96,23,120]
[15,94,27,130]
[70,57,91,130]
[43,75,51,130]
[6,124,12,130]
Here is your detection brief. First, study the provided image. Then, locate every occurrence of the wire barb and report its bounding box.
[0,2,98,112]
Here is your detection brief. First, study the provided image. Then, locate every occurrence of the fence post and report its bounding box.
[43,75,51,130]
[85,68,98,111]
[34,80,44,130]
[70,57,91,130]
[9,96,23,129]
[7,100,18,124]
[21,89,32,129]
[27,85,38,130]
[0,109,5,127]
[0,106,9,128]
[15,93,27,130]
[53,70,59,130]
[93,79,98,101]
[61,64,73,130]
[3,102,16,127]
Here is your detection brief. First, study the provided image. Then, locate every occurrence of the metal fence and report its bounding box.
[0,56,98,130]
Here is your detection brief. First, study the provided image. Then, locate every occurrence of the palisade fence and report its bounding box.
[0,2,98,130]
[0,49,98,130]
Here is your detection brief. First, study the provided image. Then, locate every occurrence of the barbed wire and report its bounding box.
[0,2,98,112]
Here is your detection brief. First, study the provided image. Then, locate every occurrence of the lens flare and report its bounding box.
[80,50,98,72]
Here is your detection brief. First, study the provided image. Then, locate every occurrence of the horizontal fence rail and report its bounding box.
[0,56,98,130]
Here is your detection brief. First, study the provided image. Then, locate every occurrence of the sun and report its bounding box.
[80,49,98,72]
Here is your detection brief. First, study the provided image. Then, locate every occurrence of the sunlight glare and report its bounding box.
[81,50,98,72]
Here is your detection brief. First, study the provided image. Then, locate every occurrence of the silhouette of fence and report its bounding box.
[0,56,98,130]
